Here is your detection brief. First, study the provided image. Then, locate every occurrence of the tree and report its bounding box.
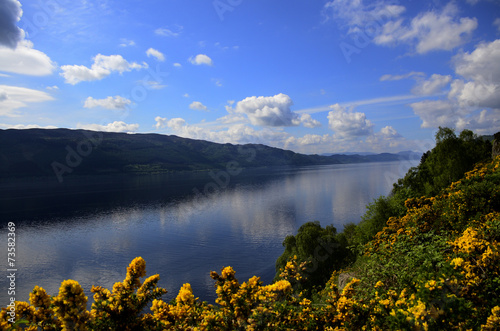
[275,221,352,295]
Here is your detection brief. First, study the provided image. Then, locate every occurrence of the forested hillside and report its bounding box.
[0,128,414,180]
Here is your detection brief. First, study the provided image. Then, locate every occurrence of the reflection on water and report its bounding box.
[0,161,416,305]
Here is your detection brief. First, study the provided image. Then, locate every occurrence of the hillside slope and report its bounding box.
[0,128,414,179]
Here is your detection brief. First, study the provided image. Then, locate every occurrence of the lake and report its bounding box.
[0,159,417,306]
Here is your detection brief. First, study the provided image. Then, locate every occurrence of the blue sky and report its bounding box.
[0,0,499,154]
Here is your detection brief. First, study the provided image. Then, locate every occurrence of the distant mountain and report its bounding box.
[0,129,419,180]
[321,152,377,156]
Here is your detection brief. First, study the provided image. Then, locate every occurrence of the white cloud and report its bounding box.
[454,39,500,82]
[0,123,58,129]
[380,71,425,81]
[154,114,419,155]
[146,48,165,62]
[143,80,167,90]
[327,103,374,137]
[189,101,208,111]
[173,63,182,68]
[456,109,500,135]
[155,116,290,146]
[189,54,213,66]
[410,100,460,129]
[212,78,223,87]
[375,3,477,54]
[119,38,135,47]
[450,39,500,109]
[0,0,23,49]
[0,123,58,130]
[411,74,452,95]
[0,40,56,76]
[155,27,182,37]
[76,121,139,133]
[324,0,405,31]
[449,79,500,109]
[299,114,321,128]
[380,125,402,138]
[60,54,148,85]
[234,93,299,127]
[83,96,132,110]
[0,84,54,117]
[495,18,500,32]
[231,94,324,128]
[0,0,55,76]
[408,40,500,135]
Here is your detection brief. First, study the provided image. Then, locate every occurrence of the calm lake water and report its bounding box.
[0,160,417,306]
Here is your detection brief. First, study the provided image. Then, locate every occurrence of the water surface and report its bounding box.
[0,160,416,306]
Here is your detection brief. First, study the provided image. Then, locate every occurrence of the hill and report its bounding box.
[0,128,417,180]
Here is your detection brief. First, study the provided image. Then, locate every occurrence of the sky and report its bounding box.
[0,0,499,154]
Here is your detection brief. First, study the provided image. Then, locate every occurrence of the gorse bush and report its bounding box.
[2,156,500,330]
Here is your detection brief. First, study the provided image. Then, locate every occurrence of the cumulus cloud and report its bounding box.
[0,1,56,76]
[76,121,139,133]
[60,54,147,85]
[155,116,290,146]
[154,114,419,155]
[408,39,500,134]
[235,94,297,127]
[155,116,186,130]
[326,1,476,54]
[146,48,165,62]
[410,100,460,129]
[327,104,374,138]
[189,54,213,66]
[0,40,56,75]
[450,39,500,109]
[83,96,132,110]
[411,74,452,95]
[456,109,500,135]
[189,101,208,111]
[454,40,500,83]
[234,94,297,127]
[0,84,54,117]
[299,114,321,128]
[232,93,322,128]
[375,3,477,54]
[0,0,23,49]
